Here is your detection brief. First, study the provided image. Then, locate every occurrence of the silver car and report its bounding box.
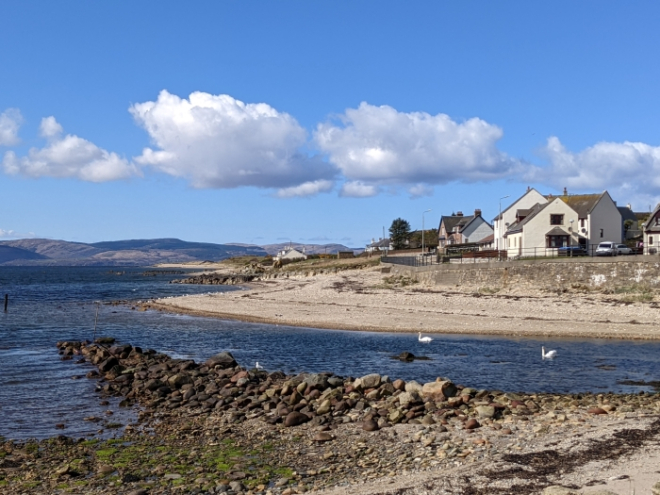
[596,242,617,256]
[616,244,633,255]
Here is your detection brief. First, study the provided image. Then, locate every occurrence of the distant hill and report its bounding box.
[260,242,360,256]
[0,238,362,266]
[0,238,267,266]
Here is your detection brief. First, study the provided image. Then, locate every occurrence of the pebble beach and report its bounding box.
[4,264,660,495]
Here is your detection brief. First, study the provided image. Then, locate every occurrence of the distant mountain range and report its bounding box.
[0,238,359,266]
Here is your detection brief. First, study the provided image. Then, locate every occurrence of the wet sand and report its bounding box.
[149,267,660,340]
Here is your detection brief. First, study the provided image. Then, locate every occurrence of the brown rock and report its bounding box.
[284,411,310,427]
[313,432,334,442]
[465,418,480,430]
[588,407,608,415]
[362,419,380,431]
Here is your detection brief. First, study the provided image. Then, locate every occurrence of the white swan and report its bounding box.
[255,362,263,369]
[542,346,557,360]
[418,332,433,343]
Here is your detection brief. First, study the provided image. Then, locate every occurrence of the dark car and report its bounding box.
[557,246,588,256]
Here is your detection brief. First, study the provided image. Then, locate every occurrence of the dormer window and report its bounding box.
[550,214,564,225]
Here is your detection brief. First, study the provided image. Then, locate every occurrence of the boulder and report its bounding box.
[168,374,193,388]
[396,351,415,362]
[360,373,381,389]
[475,405,496,419]
[98,357,119,373]
[316,399,332,415]
[422,379,457,399]
[465,418,480,430]
[313,432,334,442]
[404,381,423,393]
[304,374,329,390]
[205,352,237,369]
[399,391,422,409]
[284,411,310,427]
[362,419,379,431]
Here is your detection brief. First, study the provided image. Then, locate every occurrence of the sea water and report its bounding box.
[1,266,659,440]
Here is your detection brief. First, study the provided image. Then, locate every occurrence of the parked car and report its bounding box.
[596,242,617,256]
[616,244,633,255]
[557,246,587,256]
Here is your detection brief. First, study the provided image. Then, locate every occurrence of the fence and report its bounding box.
[382,244,647,266]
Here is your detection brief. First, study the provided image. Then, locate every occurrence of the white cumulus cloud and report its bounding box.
[315,102,521,188]
[339,181,379,198]
[130,90,336,190]
[2,117,138,182]
[408,184,434,198]
[276,179,334,198]
[527,136,660,205]
[0,108,23,146]
[39,116,64,138]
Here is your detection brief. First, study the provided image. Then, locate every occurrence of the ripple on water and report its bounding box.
[1,266,660,440]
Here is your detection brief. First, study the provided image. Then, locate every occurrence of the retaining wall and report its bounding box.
[386,255,660,291]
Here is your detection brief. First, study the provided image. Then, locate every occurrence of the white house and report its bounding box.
[365,238,391,253]
[643,203,660,255]
[557,191,622,249]
[493,187,548,251]
[503,198,580,258]
[277,248,307,261]
[438,209,493,248]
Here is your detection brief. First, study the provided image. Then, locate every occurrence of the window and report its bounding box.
[547,235,569,248]
[651,236,654,245]
[600,229,604,238]
[656,217,660,226]
[550,214,564,225]
[580,218,586,228]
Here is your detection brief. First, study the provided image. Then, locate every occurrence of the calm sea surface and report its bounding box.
[1,266,659,441]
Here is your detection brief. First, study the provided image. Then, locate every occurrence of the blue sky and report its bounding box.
[2,2,660,246]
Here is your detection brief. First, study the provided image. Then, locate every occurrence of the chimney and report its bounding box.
[626,203,631,210]
[474,209,482,217]
[456,211,463,217]
[563,187,568,196]
[527,186,531,192]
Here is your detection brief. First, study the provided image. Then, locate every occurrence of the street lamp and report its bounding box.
[498,195,510,254]
[422,209,432,258]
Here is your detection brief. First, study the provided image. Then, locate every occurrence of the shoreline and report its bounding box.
[3,339,659,495]
[146,267,660,341]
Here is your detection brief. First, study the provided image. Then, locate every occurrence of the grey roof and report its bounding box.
[618,206,637,224]
[368,238,391,248]
[504,202,552,236]
[556,192,606,218]
[546,226,571,237]
[644,204,660,233]
[439,215,475,233]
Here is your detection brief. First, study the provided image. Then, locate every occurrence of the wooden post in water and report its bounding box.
[93,301,100,342]
[3,294,7,312]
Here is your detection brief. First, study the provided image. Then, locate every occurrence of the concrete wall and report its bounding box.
[387,256,660,291]
[589,194,622,246]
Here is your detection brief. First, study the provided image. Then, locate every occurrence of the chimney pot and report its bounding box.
[474,209,482,217]
[563,187,568,196]
[456,211,463,217]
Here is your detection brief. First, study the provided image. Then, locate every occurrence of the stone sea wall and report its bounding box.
[388,256,660,292]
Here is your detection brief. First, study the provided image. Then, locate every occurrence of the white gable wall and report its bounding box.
[587,194,622,247]
[462,217,493,244]
[514,199,579,257]
[494,189,547,251]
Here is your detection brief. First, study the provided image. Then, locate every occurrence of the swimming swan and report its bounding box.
[418,332,433,343]
[542,346,557,360]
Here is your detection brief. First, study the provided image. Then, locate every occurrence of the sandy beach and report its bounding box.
[149,265,660,341]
